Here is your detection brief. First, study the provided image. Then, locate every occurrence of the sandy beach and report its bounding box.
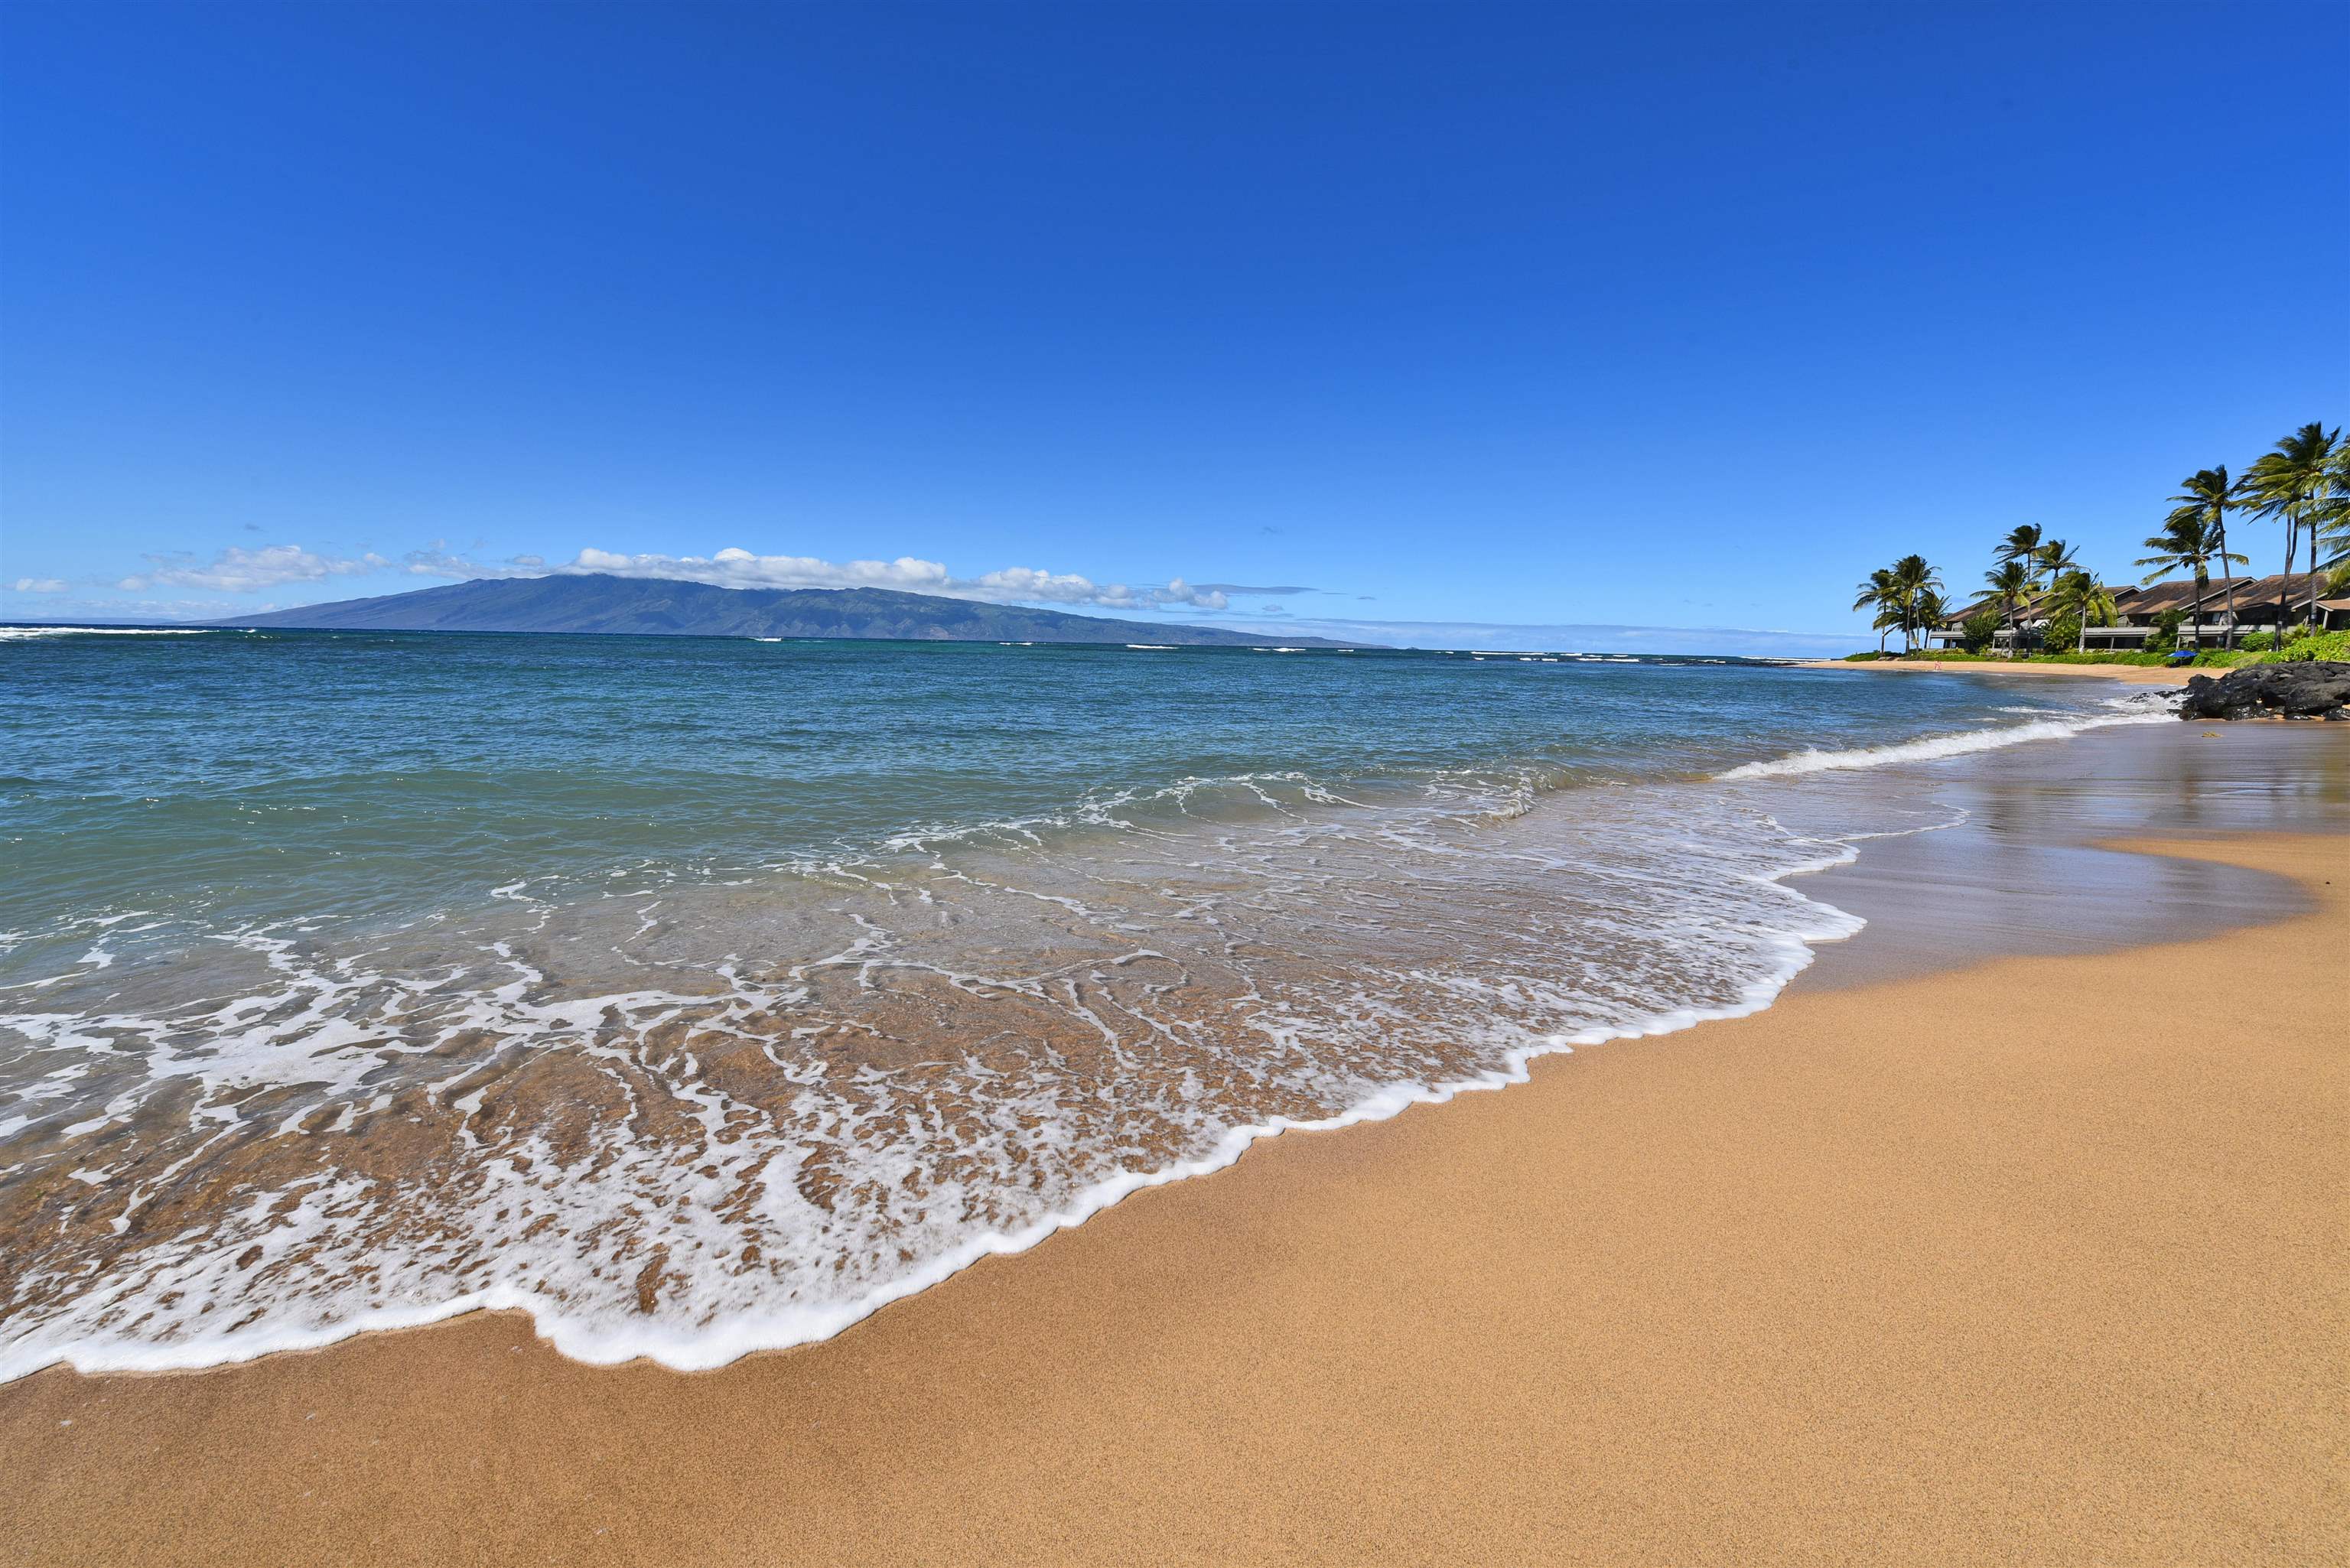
[5,734,2345,1564]
[9,3,2345,1563]
[1794,658,2195,687]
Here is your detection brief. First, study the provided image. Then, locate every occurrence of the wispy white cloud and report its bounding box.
[401,544,495,578]
[119,544,392,594]
[90,537,1294,617]
[8,577,68,593]
[111,538,516,594]
[1157,577,1232,610]
[550,548,1239,611]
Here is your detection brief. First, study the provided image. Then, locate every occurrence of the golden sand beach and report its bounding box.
[1793,658,2195,687]
[8,5,2343,1563]
[5,813,2343,1567]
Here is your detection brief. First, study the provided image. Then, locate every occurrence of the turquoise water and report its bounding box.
[0,627,2163,1377]
[3,630,2093,935]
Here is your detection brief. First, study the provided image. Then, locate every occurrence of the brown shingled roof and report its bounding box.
[1936,571,2329,630]
[2121,573,2326,617]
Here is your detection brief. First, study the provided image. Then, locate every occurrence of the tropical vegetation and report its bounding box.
[1849,554,1943,655]
[1845,419,2346,663]
[2136,509,2244,646]
[2244,422,2341,634]
[2163,467,2245,646]
[2042,568,2116,653]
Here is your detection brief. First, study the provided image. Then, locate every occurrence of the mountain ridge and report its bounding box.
[208,575,1354,646]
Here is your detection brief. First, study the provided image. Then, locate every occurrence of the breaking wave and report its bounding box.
[1717,701,2173,780]
[0,626,220,641]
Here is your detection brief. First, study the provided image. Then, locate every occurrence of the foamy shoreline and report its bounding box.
[0,693,2178,1385]
[7,770,2343,1565]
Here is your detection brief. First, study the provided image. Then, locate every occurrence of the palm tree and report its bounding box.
[2244,421,2342,636]
[2002,526,2039,575]
[2036,538,2082,584]
[2045,569,2117,652]
[1853,567,1899,656]
[1870,599,1907,653]
[1888,554,1942,653]
[2033,540,2081,642]
[2314,443,2350,574]
[1993,526,2049,601]
[1982,529,2049,657]
[1912,586,1953,651]
[2137,511,2244,649]
[2316,456,2350,622]
[1983,559,2033,659]
[2168,468,2247,648]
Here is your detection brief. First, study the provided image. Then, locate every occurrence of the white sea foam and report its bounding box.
[0,689,2144,1384]
[0,756,1928,1385]
[1716,707,2172,780]
[0,626,216,641]
[56,941,1855,1380]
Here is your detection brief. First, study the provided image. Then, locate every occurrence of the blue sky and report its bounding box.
[4,2,2344,652]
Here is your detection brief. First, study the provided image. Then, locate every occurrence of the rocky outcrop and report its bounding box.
[2178,661,2350,721]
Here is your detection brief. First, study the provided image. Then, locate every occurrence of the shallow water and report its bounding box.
[0,630,2191,1376]
[1794,720,2350,988]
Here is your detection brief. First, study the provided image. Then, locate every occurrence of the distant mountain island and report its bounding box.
[211,574,1351,646]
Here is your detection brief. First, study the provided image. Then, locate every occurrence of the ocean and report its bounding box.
[0,627,2175,1378]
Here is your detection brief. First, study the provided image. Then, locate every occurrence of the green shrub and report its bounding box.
[2147,608,2186,655]
[2041,613,2081,654]
[2029,650,2173,666]
[2238,632,2275,652]
[2268,629,2350,664]
[1958,610,2000,655]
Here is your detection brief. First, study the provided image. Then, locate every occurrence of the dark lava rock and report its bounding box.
[2179,661,2350,721]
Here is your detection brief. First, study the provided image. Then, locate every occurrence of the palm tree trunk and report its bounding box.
[2307,499,2323,633]
[2218,509,2238,650]
[2282,514,2299,642]
[2189,571,2206,652]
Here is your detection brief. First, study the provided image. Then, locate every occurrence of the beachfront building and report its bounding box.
[1931,571,2337,652]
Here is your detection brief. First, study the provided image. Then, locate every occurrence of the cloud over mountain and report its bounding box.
[98,540,1278,616]
[558,548,1238,611]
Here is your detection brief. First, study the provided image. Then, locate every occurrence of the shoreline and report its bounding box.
[7,811,2345,1563]
[1794,656,2192,686]
[5,681,2215,1387]
[0,711,2266,1387]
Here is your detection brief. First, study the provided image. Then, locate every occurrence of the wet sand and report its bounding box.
[1796,718,2344,987]
[5,740,2346,1566]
